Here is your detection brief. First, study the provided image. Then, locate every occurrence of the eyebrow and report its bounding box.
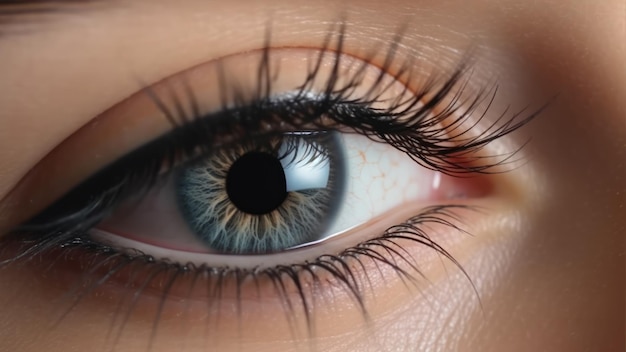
[0,0,94,13]
[0,0,99,33]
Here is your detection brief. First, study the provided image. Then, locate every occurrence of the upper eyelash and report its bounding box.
[0,24,543,346]
[16,24,538,235]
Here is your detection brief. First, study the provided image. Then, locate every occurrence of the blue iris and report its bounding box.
[176,132,345,254]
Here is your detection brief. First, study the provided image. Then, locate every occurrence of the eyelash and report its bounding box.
[0,24,540,342]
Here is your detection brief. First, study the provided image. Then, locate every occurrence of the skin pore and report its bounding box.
[0,0,624,351]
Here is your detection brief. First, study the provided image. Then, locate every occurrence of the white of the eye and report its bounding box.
[319,133,436,240]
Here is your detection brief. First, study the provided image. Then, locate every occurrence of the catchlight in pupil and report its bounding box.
[226,152,288,215]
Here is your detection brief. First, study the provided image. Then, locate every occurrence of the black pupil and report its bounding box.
[226,152,288,215]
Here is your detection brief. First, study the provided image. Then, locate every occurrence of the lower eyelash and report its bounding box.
[0,205,477,345]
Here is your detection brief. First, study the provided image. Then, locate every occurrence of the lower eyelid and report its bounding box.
[2,204,486,343]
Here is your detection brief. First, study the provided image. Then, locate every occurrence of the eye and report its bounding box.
[1,27,536,341]
[93,129,442,260]
[19,45,472,259]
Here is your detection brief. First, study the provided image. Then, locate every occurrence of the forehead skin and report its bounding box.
[0,0,624,351]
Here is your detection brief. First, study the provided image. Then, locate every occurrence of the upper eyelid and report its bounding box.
[12,46,536,240]
[0,17,483,234]
[0,11,465,177]
[0,44,404,229]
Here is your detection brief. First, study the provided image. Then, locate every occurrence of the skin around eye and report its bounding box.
[0,1,623,351]
[0,27,507,350]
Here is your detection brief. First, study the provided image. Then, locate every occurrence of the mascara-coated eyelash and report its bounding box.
[0,24,542,344]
